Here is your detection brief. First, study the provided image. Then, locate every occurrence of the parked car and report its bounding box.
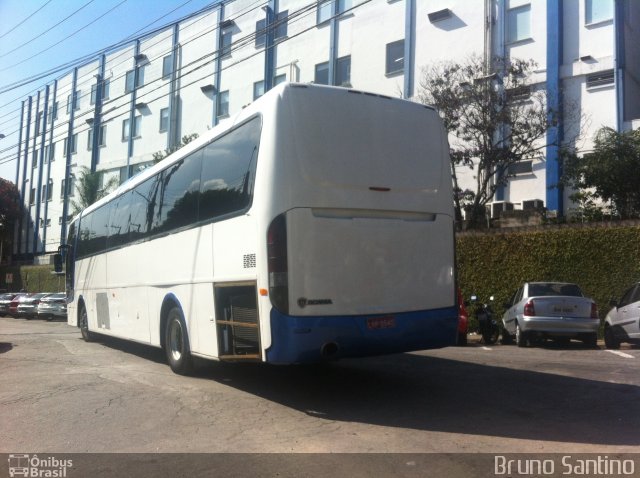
[7,293,28,318]
[0,293,19,317]
[604,282,640,349]
[457,288,468,346]
[37,293,67,321]
[501,282,599,347]
[15,293,50,320]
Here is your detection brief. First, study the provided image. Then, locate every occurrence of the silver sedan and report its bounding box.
[502,282,599,347]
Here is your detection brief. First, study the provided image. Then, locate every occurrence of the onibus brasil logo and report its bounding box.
[8,454,73,477]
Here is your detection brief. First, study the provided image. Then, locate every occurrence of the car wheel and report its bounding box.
[516,323,527,348]
[79,305,95,342]
[604,326,620,350]
[582,333,598,349]
[165,306,193,375]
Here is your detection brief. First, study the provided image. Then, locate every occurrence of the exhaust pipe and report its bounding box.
[321,342,339,358]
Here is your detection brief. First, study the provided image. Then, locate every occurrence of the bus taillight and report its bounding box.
[267,214,289,314]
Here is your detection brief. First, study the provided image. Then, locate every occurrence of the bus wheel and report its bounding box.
[79,305,95,342]
[165,307,193,375]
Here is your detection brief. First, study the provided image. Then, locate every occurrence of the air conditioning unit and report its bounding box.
[490,201,514,218]
[522,199,544,210]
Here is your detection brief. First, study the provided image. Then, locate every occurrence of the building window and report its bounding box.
[35,112,43,135]
[42,179,53,202]
[90,84,98,105]
[507,4,531,43]
[317,0,332,24]
[315,62,329,85]
[44,143,55,163]
[386,39,404,75]
[30,188,35,205]
[507,160,533,175]
[317,0,352,24]
[274,73,286,85]
[221,24,233,57]
[51,101,58,121]
[125,67,145,93]
[585,0,613,25]
[162,55,173,79]
[217,90,229,117]
[160,108,169,132]
[253,81,265,100]
[90,79,109,104]
[88,124,107,150]
[122,118,130,140]
[255,10,289,48]
[133,115,141,138]
[122,116,142,140]
[586,70,614,89]
[61,175,76,198]
[63,134,77,155]
[336,55,351,86]
[66,91,80,113]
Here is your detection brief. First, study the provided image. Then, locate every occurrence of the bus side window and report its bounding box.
[107,192,132,249]
[129,175,159,243]
[199,116,261,222]
[153,150,202,233]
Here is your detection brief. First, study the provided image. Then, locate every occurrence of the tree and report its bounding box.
[0,178,21,261]
[417,54,569,229]
[563,127,640,220]
[71,167,118,215]
[152,133,199,164]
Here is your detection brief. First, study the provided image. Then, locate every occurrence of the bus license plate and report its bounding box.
[367,316,396,330]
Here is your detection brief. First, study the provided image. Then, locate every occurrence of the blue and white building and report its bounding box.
[10,0,640,259]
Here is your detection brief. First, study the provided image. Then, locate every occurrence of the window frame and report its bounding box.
[159,107,169,132]
[585,0,614,26]
[506,3,532,44]
[385,39,404,76]
[217,90,230,117]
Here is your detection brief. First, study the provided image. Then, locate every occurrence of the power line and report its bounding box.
[0,1,220,105]
[1,0,369,166]
[0,0,270,158]
[0,0,97,59]
[0,0,55,40]
[0,0,130,72]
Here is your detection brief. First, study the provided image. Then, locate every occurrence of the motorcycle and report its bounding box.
[470,295,500,345]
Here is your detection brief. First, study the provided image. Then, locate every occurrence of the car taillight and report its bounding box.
[524,300,535,316]
[591,303,598,319]
[267,214,288,314]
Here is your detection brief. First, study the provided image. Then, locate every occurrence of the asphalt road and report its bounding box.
[1,317,639,475]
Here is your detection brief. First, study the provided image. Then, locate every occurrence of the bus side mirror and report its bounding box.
[54,254,63,273]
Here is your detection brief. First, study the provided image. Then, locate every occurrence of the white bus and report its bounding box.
[56,83,457,374]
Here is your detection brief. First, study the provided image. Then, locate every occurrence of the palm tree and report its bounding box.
[71,167,119,215]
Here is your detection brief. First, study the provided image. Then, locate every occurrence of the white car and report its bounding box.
[502,282,599,347]
[604,282,640,349]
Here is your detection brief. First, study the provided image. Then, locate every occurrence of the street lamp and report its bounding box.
[0,133,5,139]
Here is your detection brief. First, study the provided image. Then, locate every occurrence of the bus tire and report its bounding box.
[165,307,193,375]
[79,304,95,342]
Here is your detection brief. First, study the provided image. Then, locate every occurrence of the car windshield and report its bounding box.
[528,283,583,297]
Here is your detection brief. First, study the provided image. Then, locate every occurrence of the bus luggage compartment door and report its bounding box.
[214,283,261,361]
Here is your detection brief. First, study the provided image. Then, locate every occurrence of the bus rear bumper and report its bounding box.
[266,306,458,364]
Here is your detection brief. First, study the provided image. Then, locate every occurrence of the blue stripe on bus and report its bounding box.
[266,306,458,364]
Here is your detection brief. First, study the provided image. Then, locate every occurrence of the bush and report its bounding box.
[457,224,640,321]
[0,265,64,293]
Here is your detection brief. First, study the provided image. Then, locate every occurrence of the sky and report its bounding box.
[0,0,220,183]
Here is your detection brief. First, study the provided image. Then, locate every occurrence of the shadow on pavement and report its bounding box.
[92,335,640,447]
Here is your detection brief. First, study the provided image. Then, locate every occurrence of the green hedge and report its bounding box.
[457,224,640,323]
[0,265,64,293]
